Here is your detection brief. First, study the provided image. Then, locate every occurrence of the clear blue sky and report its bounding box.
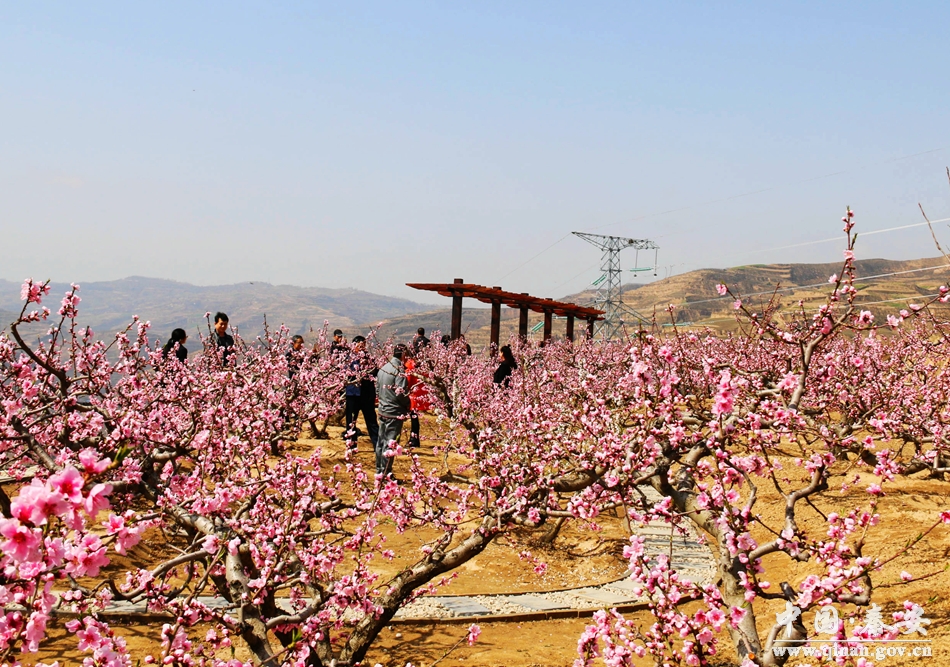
[2,2,949,305]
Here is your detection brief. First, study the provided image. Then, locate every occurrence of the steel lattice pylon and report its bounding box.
[572,232,658,339]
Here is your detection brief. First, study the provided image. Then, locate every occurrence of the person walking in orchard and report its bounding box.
[330,329,348,356]
[279,335,307,438]
[404,347,430,448]
[345,336,379,451]
[375,344,410,480]
[493,345,518,387]
[162,328,188,362]
[412,327,430,354]
[286,335,305,378]
[212,312,235,364]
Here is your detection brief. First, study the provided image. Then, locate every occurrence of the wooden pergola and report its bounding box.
[406,279,604,350]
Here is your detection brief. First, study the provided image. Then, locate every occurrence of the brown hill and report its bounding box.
[8,258,947,351]
[608,256,950,329]
[0,277,431,342]
[369,257,950,349]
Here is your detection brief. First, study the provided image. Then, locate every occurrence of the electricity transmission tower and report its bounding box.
[572,232,659,339]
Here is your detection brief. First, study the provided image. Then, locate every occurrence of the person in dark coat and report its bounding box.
[286,335,305,378]
[212,312,235,364]
[412,327,430,354]
[345,336,379,451]
[330,329,348,356]
[493,345,517,387]
[162,328,188,362]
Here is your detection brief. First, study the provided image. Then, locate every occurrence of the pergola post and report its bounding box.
[519,293,529,338]
[490,286,502,353]
[405,281,602,344]
[451,278,463,339]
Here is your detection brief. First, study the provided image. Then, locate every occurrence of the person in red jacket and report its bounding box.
[404,351,431,448]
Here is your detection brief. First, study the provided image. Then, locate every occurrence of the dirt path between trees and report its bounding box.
[25,423,950,666]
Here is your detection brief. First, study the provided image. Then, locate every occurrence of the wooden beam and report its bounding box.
[543,311,553,341]
[407,283,604,320]
[566,314,574,341]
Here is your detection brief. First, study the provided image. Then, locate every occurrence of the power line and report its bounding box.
[490,146,944,284]
[850,293,945,308]
[729,218,950,256]
[593,146,944,234]
[494,233,570,282]
[646,217,950,281]
[559,217,950,305]
[546,260,601,296]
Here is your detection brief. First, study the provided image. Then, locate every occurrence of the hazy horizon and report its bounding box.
[3,3,950,306]
[6,246,948,313]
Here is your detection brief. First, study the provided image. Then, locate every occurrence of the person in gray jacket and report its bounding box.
[375,344,411,479]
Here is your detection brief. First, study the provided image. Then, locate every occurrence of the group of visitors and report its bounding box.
[161,319,519,482]
[335,328,434,479]
[161,312,234,363]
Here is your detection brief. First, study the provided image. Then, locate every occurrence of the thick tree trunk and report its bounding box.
[340,519,499,665]
[539,516,566,544]
[649,459,766,664]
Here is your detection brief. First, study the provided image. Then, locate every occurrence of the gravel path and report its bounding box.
[391,512,716,620]
[72,487,716,623]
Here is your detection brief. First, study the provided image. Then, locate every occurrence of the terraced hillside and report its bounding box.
[372,256,950,350]
[609,256,950,329]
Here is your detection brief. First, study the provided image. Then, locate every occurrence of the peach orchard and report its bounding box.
[2,212,950,667]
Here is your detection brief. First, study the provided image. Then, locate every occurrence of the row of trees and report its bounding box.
[2,213,949,666]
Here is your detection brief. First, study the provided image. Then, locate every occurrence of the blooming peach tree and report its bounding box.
[0,282,635,666]
[574,211,950,666]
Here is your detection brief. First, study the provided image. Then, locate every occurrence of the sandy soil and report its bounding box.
[25,418,950,666]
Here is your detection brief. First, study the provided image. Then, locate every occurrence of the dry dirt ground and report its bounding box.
[27,417,950,667]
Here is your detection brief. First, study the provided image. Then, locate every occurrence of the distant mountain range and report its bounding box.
[4,256,949,348]
[0,277,433,342]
